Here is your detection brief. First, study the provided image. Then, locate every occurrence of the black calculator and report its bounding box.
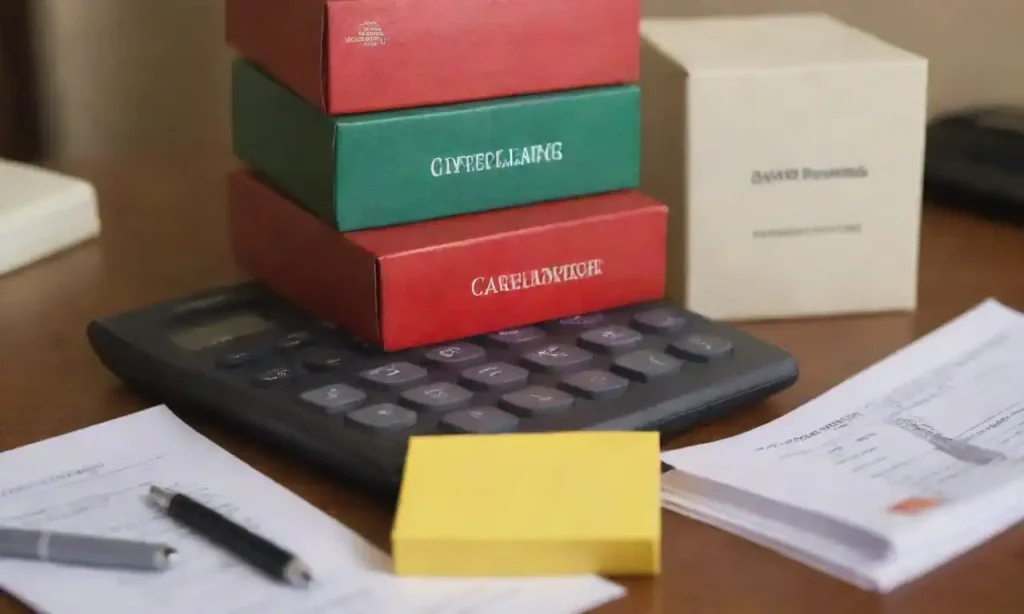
[87,282,798,496]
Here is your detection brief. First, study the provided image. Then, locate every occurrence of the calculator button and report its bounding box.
[631,307,688,334]
[611,350,683,382]
[424,343,486,368]
[499,386,574,416]
[359,362,428,390]
[669,334,733,362]
[278,331,316,349]
[486,327,546,348]
[559,370,629,401]
[216,350,259,369]
[439,407,520,434]
[400,382,473,412]
[555,313,605,329]
[578,325,643,354]
[299,383,366,414]
[521,344,593,373]
[301,350,346,372]
[346,404,417,432]
[459,362,530,392]
[251,366,296,387]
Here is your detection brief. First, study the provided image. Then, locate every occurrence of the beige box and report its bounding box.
[639,13,928,321]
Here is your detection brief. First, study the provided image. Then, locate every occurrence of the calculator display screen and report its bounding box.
[169,312,270,350]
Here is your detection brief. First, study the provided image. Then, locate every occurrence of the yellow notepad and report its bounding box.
[391,431,661,577]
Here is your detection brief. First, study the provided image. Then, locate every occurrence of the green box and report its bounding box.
[231,60,640,231]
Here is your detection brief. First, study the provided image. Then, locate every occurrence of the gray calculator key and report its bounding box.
[460,362,530,392]
[440,407,520,434]
[556,313,605,328]
[299,383,367,414]
[487,327,546,347]
[521,344,593,373]
[631,307,687,333]
[560,370,629,401]
[499,386,574,416]
[611,350,683,382]
[359,362,428,389]
[346,404,417,432]
[424,342,486,367]
[670,333,733,362]
[578,325,643,353]
[251,366,296,387]
[401,382,473,412]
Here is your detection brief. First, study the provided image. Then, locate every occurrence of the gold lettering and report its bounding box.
[470,259,607,297]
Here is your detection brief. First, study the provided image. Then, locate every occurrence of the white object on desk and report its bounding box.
[662,299,1024,592]
[0,406,625,614]
[0,158,100,277]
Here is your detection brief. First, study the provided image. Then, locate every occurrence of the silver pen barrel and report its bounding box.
[0,528,176,571]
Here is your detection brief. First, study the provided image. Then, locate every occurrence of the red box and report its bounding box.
[225,0,640,115]
[228,171,668,351]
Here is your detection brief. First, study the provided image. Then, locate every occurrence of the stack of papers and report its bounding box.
[661,299,1024,592]
[0,406,625,614]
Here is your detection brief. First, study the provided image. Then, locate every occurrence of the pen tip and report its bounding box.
[284,560,314,588]
[156,547,178,570]
[148,485,173,508]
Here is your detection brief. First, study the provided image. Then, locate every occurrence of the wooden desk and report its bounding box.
[2,157,1023,613]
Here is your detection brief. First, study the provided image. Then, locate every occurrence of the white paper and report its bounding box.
[0,406,625,614]
[660,299,1024,591]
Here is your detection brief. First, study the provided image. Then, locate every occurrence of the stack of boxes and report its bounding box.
[224,0,670,351]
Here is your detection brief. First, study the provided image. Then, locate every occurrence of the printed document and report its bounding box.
[0,406,624,614]
[661,299,1024,592]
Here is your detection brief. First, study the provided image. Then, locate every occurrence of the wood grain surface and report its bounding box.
[1,156,1023,612]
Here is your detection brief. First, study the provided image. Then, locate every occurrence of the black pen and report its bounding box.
[148,486,313,587]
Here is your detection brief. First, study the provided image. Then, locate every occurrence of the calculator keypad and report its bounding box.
[670,334,733,362]
[459,362,530,392]
[440,407,520,434]
[611,349,682,382]
[424,343,486,368]
[213,302,748,437]
[487,327,546,348]
[300,383,366,414]
[252,366,296,387]
[347,404,417,431]
[578,325,643,354]
[560,370,629,401]
[401,382,473,412]
[521,344,594,373]
[631,308,687,334]
[359,362,429,390]
[301,350,346,372]
[499,386,574,416]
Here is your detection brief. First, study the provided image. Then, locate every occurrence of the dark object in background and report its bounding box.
[924,105,1024,224]
[0,0,45,162]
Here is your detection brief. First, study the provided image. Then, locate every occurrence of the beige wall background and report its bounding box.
[32,0,1024,163]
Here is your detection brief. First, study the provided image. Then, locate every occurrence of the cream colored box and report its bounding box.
[639,14,928,321]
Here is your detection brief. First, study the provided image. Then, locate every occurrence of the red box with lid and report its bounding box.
[225,0,640,115]
[228,171,668,351]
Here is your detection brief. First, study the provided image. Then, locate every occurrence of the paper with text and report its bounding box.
[0,406,624,614]
[661,299,1024,591]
